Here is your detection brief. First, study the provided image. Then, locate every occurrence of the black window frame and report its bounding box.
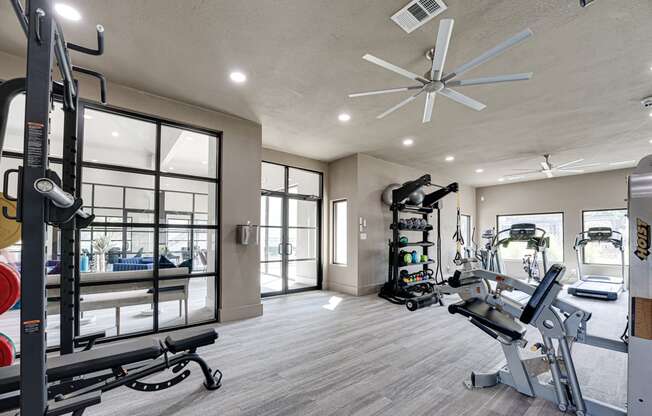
[332,199,348,266]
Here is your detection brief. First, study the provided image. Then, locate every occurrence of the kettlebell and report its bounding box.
[411,251,418,264]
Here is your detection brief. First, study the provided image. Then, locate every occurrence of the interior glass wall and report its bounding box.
[0,93,221,350]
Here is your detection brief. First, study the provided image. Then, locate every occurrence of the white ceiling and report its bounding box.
[0,0,651,186]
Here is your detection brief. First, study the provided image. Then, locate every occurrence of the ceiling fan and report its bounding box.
[348,18,534,123]
[507,155,601,179]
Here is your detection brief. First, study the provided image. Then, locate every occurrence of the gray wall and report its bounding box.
[476,169,631,281]
[0,51,262,322]
[327,155,359,294]
[328,153,476,295]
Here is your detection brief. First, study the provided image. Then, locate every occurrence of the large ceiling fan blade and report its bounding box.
[556,158,584,169]
[558,169,584,173]
[363,54,428,83]
[376,90,423,119]
[446,72,533,87]
[348,86,422,98]
[540,161,550,171]
[422,92,435,123]
[442,28,533,82]
[569,162,600,169]
[430,19,454,81]
[544,170,554,178]
[438,88,486,111]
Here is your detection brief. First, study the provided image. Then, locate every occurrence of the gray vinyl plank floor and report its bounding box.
[7,289,628,415]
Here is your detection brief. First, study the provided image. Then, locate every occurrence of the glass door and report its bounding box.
[260,195,284,295]
[260,163,322,297]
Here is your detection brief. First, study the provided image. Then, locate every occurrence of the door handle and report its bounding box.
[277,243,283,255]
[286,243,293,256]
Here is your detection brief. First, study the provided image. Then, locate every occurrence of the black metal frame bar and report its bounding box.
[18,0,55,412]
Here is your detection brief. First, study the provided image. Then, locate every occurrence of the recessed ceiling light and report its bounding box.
[649,111,652,117]
[445,155,455,162]
[91,159,98,162]
[649,139,652,144]
[229,71,247,84]
[169,167,175,170]
[111,131,119,137]
[55,3,81,21]
[402,138,414,146]
[475,168,484,173]
[498,178,505,182]
[338,113,351,122]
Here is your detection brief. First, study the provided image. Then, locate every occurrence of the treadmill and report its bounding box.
[567,227,625,300]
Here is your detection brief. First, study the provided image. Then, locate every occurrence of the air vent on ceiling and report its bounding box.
[391,0,447,34]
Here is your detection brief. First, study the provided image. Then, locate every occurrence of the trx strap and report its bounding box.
[453,192,464,264]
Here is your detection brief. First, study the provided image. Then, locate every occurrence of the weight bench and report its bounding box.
[0,328,222,413]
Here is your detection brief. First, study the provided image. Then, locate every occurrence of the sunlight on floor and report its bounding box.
[322,295,343,311]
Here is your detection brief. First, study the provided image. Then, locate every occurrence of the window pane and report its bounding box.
[81,226,155,267]
[160,125,218,178]
[497,213,563,263]
[261,162,285,192]
[83,108,157,170]
[78,283,154,338]
[288,228,317,260]
[333,200,347,265]
[461,214,471,252]
[288,168,320,196]
[4,94,65,157]
[82,168,155,220]
[260,195,282,227]
[160,177,217,225]
[159,276,216,329]
[583,210,628,265]
[288,199,318,228]
[159,228,216,274]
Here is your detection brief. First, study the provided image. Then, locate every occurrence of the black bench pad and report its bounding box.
[0,338,162,394]
[165,329,218,354]
[448,299,526,341]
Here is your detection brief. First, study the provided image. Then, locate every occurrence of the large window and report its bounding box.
[582,209,628,265]
[460,214,471,254]
[333,200,348,265]
[497,213,564,262]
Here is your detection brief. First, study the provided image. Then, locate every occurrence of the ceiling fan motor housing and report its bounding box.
[641,97,652,109]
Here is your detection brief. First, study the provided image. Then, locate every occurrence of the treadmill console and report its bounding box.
[587,227,613,241]
[509,223,537,241]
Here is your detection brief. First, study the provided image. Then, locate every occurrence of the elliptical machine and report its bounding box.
[493,223,549,282]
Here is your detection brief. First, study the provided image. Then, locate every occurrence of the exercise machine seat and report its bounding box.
[448,299,526,341]
[0,338,162,394]
[165,329,218,354]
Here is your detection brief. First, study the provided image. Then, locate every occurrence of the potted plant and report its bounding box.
[92,235,115,273]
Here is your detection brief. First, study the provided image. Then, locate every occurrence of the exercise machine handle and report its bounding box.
[67,25,105,56]
[72,66,107,104]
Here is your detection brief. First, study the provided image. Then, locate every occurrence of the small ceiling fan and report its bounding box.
[348,18,534,123]
[508,155,600,179]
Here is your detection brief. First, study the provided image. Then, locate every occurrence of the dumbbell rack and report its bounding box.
[379,202,437,304]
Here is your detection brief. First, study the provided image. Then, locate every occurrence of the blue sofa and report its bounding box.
[112,257,155,272]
